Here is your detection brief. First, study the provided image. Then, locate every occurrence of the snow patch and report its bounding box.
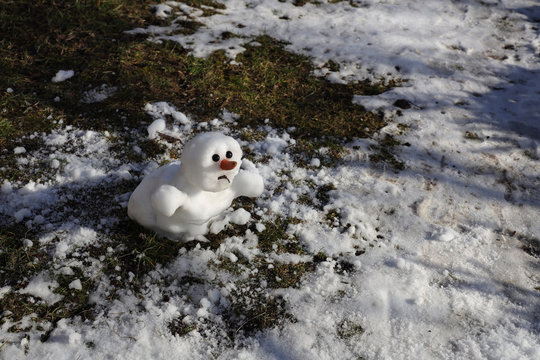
[151,4,173,18]
[147,118,166,139]
[52,70,74,83]
[19,272,63,304]
[68,279,83,291]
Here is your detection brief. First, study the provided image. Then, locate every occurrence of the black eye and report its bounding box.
[212,154,220,162]
[226,151,233,159]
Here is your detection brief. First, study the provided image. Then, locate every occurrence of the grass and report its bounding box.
[201,216,315,337]
[292,137,347,168]
[0,178,162,335]
[0,0,154,137]
[0,0,400,173]
[0,226,49,288]
[0,217,186,337]
[188,35,393,138]
[0,227,94,337]
[219,257,312,337]
[256,217,305,254]
[0,2,395,141]
[0,0,398,173]
[227,291,294,336]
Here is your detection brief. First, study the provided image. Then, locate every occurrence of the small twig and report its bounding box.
[235,311,267,335]
[0,339,9,352]
[105,320,137,342]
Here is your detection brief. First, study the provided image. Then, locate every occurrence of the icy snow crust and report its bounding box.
[1,0,539,359]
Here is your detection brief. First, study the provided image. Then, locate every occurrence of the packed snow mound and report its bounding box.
[51,70,74,83]
[127,132,264,239]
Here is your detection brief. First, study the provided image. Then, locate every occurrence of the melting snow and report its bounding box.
[1,0,539,359]
[81,84,118,104]
[51,70,75,83]
[18,272,63,305]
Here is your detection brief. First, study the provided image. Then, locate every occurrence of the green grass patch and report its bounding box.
[261,260,315,289]
[0,228,94,337]
[325,209,340,227]
[0,227,49,289]
[0,136,64,184]
[316,183,337,203]
[397,123,410,134]
[228,292,293,336]
[0,117,14,141]
[189,35,391,138]
[221,253,314,336]
[206,216,316,336]
[222,256,312,337]
[101,223,184,284]
[1,286,94,338]
[292,137,347,167]
[0,93,57,150]
[0,0,155,136]
[257,217,305,254]
[1,0,398,168]
[0,222,183,333]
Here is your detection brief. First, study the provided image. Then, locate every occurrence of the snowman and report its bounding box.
[127,132,264,239]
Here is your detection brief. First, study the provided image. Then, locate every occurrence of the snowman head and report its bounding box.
[181,132,243,192]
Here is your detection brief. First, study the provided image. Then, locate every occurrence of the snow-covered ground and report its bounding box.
[1,0,539,359]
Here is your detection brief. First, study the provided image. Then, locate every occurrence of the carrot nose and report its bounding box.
[220,159,237,170]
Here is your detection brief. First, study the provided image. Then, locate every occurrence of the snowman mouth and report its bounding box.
[218,175,230,183]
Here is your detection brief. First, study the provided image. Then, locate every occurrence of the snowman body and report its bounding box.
[128,132,263,239]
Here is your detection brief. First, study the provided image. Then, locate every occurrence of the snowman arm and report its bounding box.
[232,170,264,198]
[151,185,187,217]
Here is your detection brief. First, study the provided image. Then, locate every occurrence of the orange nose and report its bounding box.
[220,159,237,170]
